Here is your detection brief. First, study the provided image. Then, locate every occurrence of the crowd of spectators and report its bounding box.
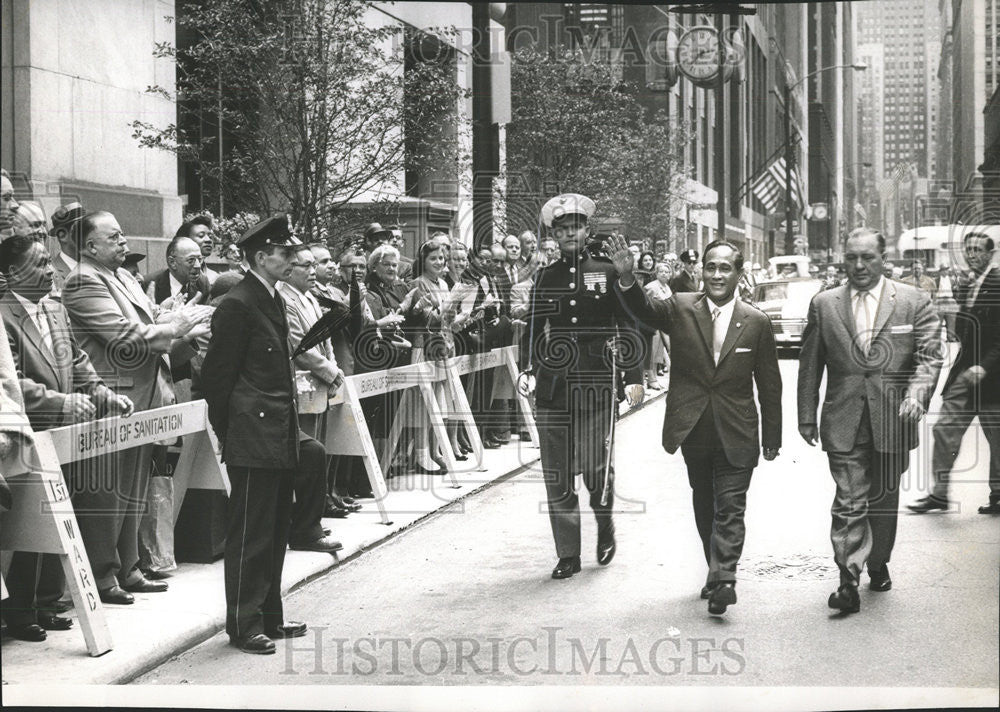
[0,166,689,643]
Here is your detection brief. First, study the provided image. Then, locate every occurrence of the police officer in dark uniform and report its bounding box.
[670,248,701,293]
[202,214,337,655]
[522,194,645,579]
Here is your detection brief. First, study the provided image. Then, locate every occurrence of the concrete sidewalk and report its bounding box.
[0,390,667,685]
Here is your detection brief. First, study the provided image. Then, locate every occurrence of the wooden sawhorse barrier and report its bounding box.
[321,346,538,527]
[0,400,228,656]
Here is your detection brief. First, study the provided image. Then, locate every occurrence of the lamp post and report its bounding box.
[782,62,867,255]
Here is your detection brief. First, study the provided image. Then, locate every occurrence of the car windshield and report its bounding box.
[755,281,822,303]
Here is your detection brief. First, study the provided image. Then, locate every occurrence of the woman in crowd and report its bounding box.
[635,250,657,288]
[643,261,674,388]
[361,244,412,476]
[407,240,455,472]
[222,243,246,274]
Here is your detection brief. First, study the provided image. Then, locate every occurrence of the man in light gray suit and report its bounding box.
[61,210,209,603]
[798,228,942,614]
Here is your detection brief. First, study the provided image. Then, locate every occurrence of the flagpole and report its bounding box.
[784,78,795,255]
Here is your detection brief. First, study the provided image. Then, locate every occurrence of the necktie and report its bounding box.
[34,301,51,345]
[711,306,724,365]
[854,290,872,355]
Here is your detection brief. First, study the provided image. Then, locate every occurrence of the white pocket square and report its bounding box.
[735,347,753,353]
[890,325,913,334]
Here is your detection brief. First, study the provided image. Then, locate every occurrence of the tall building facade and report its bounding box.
[504,3,843,265]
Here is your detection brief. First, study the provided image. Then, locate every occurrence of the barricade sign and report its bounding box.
[0,400,228,656]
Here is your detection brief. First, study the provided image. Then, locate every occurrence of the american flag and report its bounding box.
[877,162,913,197]
[750,156,802,214]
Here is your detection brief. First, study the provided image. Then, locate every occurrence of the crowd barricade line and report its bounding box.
[0,400,228,656]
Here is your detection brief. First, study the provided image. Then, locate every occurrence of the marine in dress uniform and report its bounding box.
[201,214,326,655]
[524,194,645,579]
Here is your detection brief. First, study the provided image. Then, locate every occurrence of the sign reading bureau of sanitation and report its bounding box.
[45,400,208,464]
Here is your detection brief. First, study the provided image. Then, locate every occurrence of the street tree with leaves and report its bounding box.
[132,0,469,240]
[503,46,689,248]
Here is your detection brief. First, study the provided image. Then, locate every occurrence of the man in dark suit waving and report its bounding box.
[610,234,781,615]
[202,214,337,656]
[799,228,941,614]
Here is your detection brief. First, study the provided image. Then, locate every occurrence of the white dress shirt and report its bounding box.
[708,296,736,365]
[13,292,51,345]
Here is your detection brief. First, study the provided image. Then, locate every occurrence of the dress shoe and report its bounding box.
[412,464,444,475]
[518,431,532,441]
[828,583,861,613]
[482,438,501,449]
[868,565,892,592]
[700,584,716,600]
[907,495,948,514]
[230,633,275,655]
[122,574,168,593]
[323,505,349,518]
[289,535,343,553]
[454,452,469,461]
[708,582,737,615]
[551,556,582,580]
[140,568,172,580]
[98,585,134,605]
[978,500,1000,514]
[7,623,47,642]
[596,523,616,566]
[265,621,308,639]
[37,614,73,631]
[339,497,362,512]
[351,489,375,499]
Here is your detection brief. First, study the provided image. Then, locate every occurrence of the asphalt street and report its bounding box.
[135,358,999,695]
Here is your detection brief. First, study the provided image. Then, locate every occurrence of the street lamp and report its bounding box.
[782,62,867,255]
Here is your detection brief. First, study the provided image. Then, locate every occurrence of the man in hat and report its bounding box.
[48,202,87,296]
[523,193,644,580]
[670,249,701,293]
[123,252,146,285]
[202,214,339,655]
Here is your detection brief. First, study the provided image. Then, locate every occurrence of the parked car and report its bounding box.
[751,277,824,352]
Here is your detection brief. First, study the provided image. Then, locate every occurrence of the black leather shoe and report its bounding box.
[868,565,892,592]
[828,583,861,613]
[907,495,948,514]
[140,568,172,580]
[700,584,716,600]
[265,621,308,639]
[596,523,616,566]
[123,575,168,593]
[289,535,343,553]
[323,505,349,518]
[38,614,73,631]
[483,439,501,449]
[708,583,737,615]
[7,623,47,642]
[978,501,1000,514]
[98,585,134,605]
[551,556,582,580]
[230,633,276,654]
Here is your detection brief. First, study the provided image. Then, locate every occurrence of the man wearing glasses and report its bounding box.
[146,235,211,307]
[909,231,1000,515]
[61,211,210,605]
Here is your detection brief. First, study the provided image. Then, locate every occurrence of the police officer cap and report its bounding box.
[679,248,700,264]
[237,213,303,252]
[49,202,85,238]
[540,193,596,228]
[363,222,392,244]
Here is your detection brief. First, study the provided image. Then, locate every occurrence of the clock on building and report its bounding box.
[676,26,721,86]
